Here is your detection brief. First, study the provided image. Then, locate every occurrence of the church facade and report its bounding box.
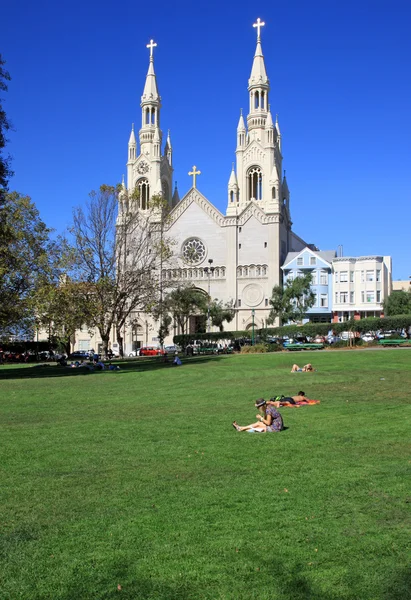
[119,21,310,350]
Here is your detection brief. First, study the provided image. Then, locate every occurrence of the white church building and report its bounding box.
[117,20,311,350]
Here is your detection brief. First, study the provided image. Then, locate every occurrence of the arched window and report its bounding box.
[247,166,263,200]
[230,191,234,202]
[272,187,276,199]
[136,178,150,210]
[145,108,150,125]
[254,91,259,109]
[261,91,265,109]
[151,108,155,125]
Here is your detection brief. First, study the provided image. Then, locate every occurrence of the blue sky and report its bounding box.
[3,0,411,279]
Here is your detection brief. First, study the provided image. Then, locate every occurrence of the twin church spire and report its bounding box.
[125,20,289,222]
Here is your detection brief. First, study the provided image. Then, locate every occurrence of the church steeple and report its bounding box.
[140,39,162,151]
[247,18,269,133]
[125,39,173,212]
[227,19,287,218]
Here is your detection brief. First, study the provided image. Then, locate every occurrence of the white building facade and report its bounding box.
[117,22,309,350]
[331,256,392,322]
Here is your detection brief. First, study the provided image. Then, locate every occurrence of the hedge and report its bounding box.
[173,315,411,346]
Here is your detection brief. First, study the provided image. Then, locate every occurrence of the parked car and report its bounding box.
[139,346,166,356]
[68,351,90,361]
[340,331,360,340]
[361,332,376,343]
[128,349,140,357]
[164,345,181,353]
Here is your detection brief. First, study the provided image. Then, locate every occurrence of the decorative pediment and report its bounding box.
[243,141,266,165]
[167,188,226,229]
[237,201,280,226]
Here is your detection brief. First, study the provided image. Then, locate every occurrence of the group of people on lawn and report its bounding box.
[233,363,316,433]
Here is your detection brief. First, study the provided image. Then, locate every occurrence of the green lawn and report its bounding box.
[1,350,410,600]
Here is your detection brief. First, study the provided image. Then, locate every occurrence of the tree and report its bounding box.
[0,192,54,336]
[383,290,411,316]
[69,185,172,357]
[163,286,208,338]
[32,279,89,355]
[209,299,235,332]
[268,273,315,325]
[0,54,12,203]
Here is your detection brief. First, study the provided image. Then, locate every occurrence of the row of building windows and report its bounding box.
[286,270,329,285]
[297,256,317,266]
[335,270,381,283]
[162,267,226,280]
[334,291,381,304]
[237,265,268,277]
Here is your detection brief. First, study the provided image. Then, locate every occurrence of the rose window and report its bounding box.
[182,238,206,265]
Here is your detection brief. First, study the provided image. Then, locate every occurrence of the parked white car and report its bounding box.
[128,349,140,357]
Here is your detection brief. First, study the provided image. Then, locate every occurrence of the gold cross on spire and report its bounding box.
[253,18,265,39]
[146,39,157,59]
[188,165,201,188]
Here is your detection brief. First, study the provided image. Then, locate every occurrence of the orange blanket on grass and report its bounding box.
[281,399,320,408]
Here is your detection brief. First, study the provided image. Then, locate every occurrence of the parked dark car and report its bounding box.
[68,351,90,361]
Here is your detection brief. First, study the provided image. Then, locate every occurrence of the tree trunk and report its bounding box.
[101,336,110,359]
[117,332,124,358]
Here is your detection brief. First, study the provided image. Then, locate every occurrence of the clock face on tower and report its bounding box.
[137,161,149,175]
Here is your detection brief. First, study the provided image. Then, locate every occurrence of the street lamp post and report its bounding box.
[251,309,255,346]
[204,258,214,333]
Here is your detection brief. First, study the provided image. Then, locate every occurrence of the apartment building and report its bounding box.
[332,256,392,322]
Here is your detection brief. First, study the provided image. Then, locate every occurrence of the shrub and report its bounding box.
[240,344,267,354]
[266,343,282,352]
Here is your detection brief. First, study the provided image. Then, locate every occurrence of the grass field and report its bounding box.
[1,349,410,600]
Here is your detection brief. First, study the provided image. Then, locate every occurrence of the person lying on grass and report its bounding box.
[268,392,317,406]
[233,398,284,432]
[291,363,314,372]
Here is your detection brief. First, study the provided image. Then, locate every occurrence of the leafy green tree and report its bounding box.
[163,286,208,337]
[0,192,54,336]
[0,54,12,203]
[383,290,411,316]
[32,279,90,355]
[268,273,315,325]
[209,299,235,332]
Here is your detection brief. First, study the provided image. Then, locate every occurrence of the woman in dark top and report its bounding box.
[233,399,284,432]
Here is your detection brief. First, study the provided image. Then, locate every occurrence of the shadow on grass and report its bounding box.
[383,567,411,600]
[0,354,230,381]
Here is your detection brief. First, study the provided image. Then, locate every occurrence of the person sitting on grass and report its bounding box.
[291,363,314,372]
[233,398,284,433]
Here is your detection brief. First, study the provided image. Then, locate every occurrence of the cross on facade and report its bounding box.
[253,18,265,38]
[188,166,201,188]
[146,39,157,58]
